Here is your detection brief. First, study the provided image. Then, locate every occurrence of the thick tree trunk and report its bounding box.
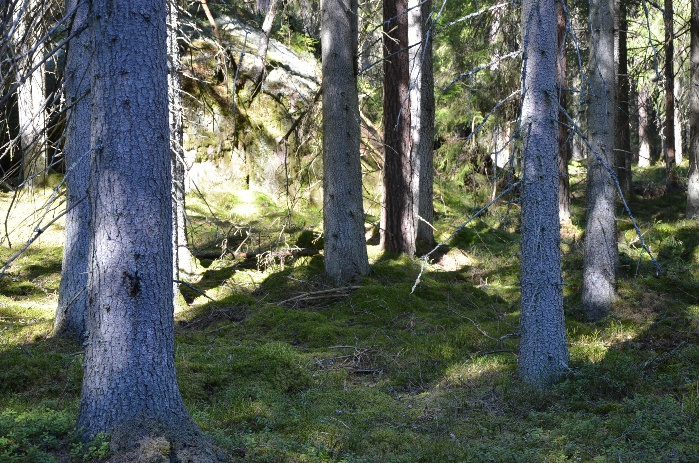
[638,83,652,167]
[582,0,618,321]
[408,0,435,254]
[518,0,569,388]
[54,0,91,341]
[616,0,632,196]
[321,0,370,284]
[15,0,47,188]
[664,0,676,187]
[688,0,699,217]
[381,0,415,256]
[557,2,571,225]
[77,1,218,459]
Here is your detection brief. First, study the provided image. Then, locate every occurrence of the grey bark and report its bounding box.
[14,0,47,188]
[688,0,699,217]
[582,0,618,321]
[664,0,676,187]
[518,0,569,388]
[638,83,651,167]
[381,0,415,256]
[77,0,216,458]
[557,2,571,224]
[408,0,435,254]
[321,0,370,284]
[616,0,632,196]
[54,0,90,341]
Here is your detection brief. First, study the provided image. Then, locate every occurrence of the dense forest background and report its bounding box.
[1,0,699,462]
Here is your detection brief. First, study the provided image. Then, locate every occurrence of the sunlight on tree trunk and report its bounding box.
[518,0,569,389]
[15,0,47,189]
[408,0,435,254]
[321,0,370,284]
[582,0,618,321]
[77,0,221,459]
[688,0,699,217]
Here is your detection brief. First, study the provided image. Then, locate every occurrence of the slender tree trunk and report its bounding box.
[408,0,435,254]
[638,83,652,167]
[674,75,683,164]
[518,0,569,388]
[557,1,571,224]
[54,0,91,341]
[250,0,280,100]
[582,0,617,321]
[15,0,47,188]
[381,0,415,255]
[616,0,632,196]
[321,0,370,284]
[77,0,218,459]
[664,0,676,187]
[688,0,699,217]
[168,0,197,287]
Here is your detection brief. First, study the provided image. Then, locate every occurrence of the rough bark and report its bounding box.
[381,0,415,255]
[688,0,699,217]
[408,0,435,254]
[321,0,370,284]
[518,0,569,388]
[582,0,618,321]
[616,0,632,196]
[77,0,220,459]
[557,2,571,224]
[15,0,47,188]
[664,0,676,187]
[54,0,91,341]
[638,83,652,167]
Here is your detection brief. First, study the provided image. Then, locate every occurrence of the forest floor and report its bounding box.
[0,165,698,462]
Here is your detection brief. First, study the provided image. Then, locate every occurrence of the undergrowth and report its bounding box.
[1,165,698,462]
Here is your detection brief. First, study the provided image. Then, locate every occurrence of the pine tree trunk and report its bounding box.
[381,0,415,256]
[664,0,676,187]
[638,84,652,167]
[408,0,435,254]
[519,0,569,388]
[688,0,699,217]
[616,0,632,196]
[77,1,218,459]
[557,2,571,225]
[54,0,91,341]
[582,0,618,321]
[321,0,370,284]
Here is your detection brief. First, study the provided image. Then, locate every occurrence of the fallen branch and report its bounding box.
[194,247,319,260]
[276,286,361,307]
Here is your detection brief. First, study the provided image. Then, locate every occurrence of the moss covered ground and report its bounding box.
[1,166,698,462]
